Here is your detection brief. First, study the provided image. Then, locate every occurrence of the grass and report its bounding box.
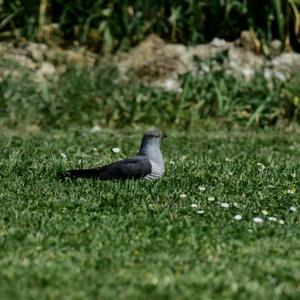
[0,127,299,299]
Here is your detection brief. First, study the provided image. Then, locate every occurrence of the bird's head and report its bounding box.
[142,130,167,146]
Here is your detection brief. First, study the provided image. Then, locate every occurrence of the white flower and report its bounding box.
[278,220,285,225]
[196,210,205,214]
[199,186,206,191]
[112,147,121,153]
[169,160,175,165]
[233,214,242,220]
[228,172,233,176]
[220,202,229,208]
[287,188,296,194]
[289,206,297,212]
[60,152,67,160]
[191,203,198,208]
[225,157,232,162]
[208,196,215,202]
[257,163,265,171]
[233,202,240,208]
[268,216,277,222]
[253,217,263,223]
[262,210,268,216]
[291,172,296,178]
[180,193,187,198]
[92,147,97,152]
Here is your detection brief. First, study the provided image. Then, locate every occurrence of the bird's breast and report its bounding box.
[144,160,165,180]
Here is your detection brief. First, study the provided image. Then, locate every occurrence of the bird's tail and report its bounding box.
[57,168,101,180]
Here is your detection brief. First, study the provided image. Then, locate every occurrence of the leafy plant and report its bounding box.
[281,71,300,122]
[1,1,300,52]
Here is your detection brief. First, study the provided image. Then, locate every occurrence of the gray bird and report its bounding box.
[58,130,167,180]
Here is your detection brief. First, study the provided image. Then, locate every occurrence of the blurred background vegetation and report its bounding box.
[1,59,299,129]
[1,0,300,52]
[1,0,300,129]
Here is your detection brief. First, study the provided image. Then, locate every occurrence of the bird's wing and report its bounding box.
[59,156,152,180]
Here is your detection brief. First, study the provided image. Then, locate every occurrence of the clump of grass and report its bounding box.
[176,68,283,127]
[281,72,300,123]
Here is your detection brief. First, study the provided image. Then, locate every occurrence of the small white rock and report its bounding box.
[220,203,229,208]
[40,62,55,76]
[274,71,286,81]
[242,67,254,81]
[211,37,227,47]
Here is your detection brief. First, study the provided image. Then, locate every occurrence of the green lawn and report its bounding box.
[0,127,299,299]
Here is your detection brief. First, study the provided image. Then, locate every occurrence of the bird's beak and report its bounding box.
[162,133,167,138]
